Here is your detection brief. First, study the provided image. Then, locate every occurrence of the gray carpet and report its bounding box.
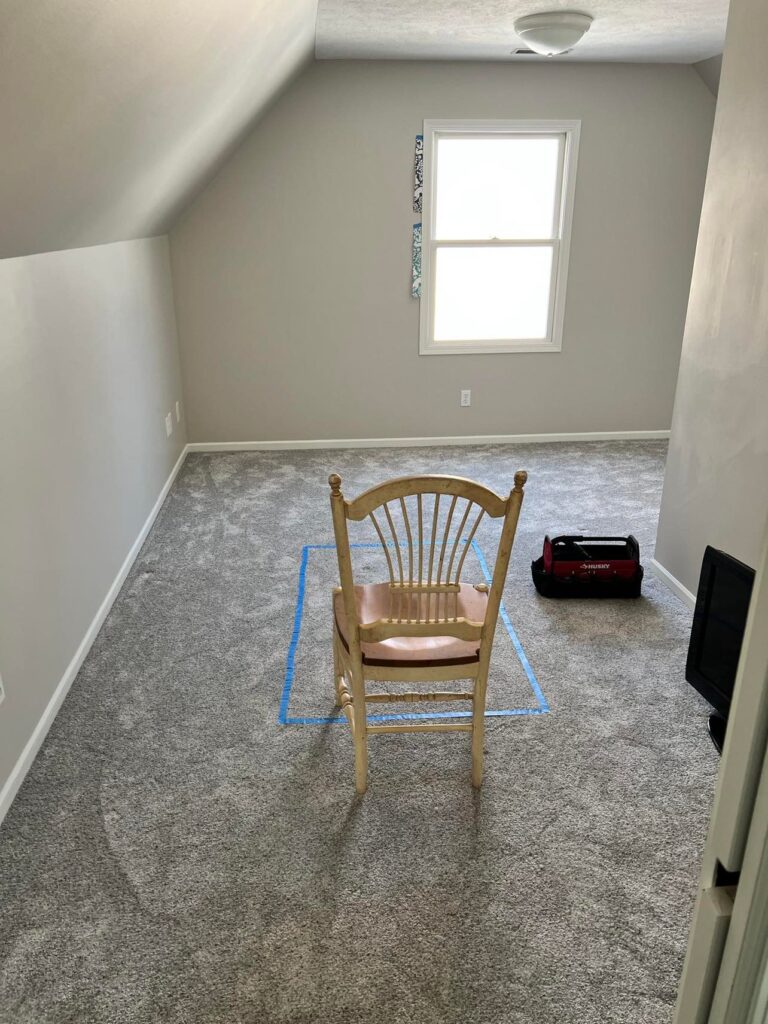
[0,442,719,1024]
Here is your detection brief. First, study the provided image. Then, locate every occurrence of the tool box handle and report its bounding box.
[552,535,634,543]
[551,535,640,557]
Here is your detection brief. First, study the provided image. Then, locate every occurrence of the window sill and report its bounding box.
[419,340,562,356]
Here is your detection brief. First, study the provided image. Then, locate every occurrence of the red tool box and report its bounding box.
[531,535,643,598]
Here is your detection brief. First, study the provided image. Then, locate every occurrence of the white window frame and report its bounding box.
[419,118,581,356]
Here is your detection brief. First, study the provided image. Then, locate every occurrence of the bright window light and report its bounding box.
[434,247,553,341]
[419,120,580,355]
[434,137,561,241]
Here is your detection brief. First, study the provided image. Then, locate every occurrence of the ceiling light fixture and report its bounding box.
[513,11,593,56]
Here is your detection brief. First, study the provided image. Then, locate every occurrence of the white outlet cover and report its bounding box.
[0,672,5,706]
[165,412,173,437]
[460,389,472,407]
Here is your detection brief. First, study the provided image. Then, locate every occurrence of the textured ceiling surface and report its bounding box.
[316,0,728,62]
[0,0,317,259]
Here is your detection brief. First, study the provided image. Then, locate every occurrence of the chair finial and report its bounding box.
[329,473,342,496]
[514,470,528,492]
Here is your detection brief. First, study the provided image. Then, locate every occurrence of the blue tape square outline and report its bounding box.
[279,541,549,726]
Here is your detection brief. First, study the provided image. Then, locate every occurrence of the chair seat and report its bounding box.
[333,582,488,667]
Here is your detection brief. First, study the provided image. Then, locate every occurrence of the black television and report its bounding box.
[686,546,755,753]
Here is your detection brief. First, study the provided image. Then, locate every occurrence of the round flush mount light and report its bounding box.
[513,11,593,56]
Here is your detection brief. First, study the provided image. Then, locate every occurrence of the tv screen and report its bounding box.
[686,547,755,724]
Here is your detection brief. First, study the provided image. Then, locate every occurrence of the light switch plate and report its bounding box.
[0,672,5,707]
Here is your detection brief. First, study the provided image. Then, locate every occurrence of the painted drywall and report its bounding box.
[655,0,768,594]
[694,55,723,96]
[0,236,186,800]
[0,0,317,259]
[170,60,715,443]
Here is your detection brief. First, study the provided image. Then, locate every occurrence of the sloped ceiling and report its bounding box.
[0,0,317,259]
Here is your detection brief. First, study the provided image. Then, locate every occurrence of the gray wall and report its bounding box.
[170,60,715,443]
[655,0,768,594]
[0,237,186,800]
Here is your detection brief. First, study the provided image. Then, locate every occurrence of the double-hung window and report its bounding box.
[419,119,580,355]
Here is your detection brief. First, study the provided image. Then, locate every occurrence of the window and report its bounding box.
[419,119,580,355]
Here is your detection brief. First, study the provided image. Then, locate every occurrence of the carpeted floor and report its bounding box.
[0,442,718,1024]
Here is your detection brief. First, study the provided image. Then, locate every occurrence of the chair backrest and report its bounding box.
[328,472,527,654]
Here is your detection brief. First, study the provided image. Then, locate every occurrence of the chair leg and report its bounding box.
[332,629,343,707]
[353,719,368,795]
[350,670,368,795]
[471,682,486,789]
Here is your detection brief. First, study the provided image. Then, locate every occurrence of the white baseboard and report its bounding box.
[0,444,190,827]
[650,558,696,609]
[187,429,670,452]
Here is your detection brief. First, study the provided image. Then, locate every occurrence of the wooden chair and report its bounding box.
[328,470,527,793]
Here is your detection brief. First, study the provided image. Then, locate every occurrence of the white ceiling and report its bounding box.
[0,0,317,259]
[316,0,728,63]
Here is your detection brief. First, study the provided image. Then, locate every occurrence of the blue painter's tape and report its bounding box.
[279,543,548,726]
[278,544,310,725]
[470,540,550,714]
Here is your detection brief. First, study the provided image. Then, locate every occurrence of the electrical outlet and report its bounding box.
[175,400,181,423]
[0,672,5,707]
[460,389,472,407]
[165,412,173,437]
